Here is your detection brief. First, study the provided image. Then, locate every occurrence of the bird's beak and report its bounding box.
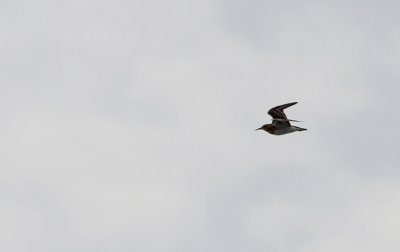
[255,127,262,131]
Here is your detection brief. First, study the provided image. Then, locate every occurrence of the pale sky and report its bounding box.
[1,1,400,252]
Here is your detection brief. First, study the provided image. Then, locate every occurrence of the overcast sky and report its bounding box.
[1,0,400,251]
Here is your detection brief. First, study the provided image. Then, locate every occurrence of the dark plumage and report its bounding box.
[256,102,307,135]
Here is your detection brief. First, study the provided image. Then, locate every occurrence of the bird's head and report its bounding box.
[255,125,268,131]
[256,124,276,134]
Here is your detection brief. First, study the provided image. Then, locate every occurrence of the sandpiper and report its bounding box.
[256,102,307,135]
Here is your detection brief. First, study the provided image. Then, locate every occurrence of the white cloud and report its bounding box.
[1,0,400,251]
[243,173,400,252]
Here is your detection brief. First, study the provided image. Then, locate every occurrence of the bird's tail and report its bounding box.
[294,126,307,131]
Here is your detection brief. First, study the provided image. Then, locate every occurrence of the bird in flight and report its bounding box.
[256,102,307,135]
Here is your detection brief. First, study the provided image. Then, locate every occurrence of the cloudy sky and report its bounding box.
[1,0,400,251]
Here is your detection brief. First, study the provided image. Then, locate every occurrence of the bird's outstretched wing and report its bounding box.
[268,102,298,127]
[268,102,297,119]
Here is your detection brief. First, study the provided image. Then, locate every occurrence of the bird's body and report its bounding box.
[256,102,306,135]
[263,124,306,135]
